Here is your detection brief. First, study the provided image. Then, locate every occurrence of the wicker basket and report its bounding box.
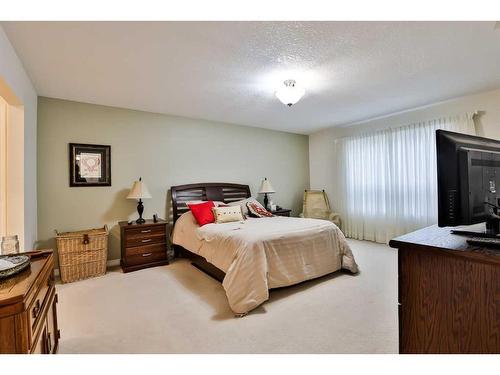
[55,226,108,283]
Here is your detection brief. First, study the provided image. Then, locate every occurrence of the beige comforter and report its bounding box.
[172,212,358,315]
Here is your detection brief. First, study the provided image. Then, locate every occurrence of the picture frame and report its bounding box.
[69,143,111,187]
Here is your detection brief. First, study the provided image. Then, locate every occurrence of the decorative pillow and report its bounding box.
[247,202,274,218]
[229,197,260,216]
[212,206,245,224]
[188,201,215,226]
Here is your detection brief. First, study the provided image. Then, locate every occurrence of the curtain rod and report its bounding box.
[333,111,478,142]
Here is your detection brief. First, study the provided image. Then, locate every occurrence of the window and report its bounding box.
[334,113,477,243]
[0,77,26,249]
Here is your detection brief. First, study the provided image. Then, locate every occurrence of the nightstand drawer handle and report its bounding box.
[141,229,152,233]
[141,239,152,243]
[142,252,153,257]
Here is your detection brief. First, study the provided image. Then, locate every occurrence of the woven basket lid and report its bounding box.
[55,226,108,238]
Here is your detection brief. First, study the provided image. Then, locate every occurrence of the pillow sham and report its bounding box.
[212,205,245,224]
[247,202,274,218]
[228,197,260,216]
[188,201,215,226]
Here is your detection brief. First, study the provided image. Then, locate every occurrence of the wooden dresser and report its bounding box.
[390,225,500,354]
[0,250,59,354]
[120,219,169,273]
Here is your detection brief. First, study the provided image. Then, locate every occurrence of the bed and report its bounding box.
[171,182,358,315]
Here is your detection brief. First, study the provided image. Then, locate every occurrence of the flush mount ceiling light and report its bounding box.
[275,79,305,107]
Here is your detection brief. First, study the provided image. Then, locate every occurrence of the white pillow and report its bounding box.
[212,206,245,224]
[228,197,261,216]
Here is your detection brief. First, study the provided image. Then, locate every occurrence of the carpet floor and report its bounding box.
[56,239,398,353]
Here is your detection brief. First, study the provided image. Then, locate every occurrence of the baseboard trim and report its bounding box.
[106,259,121,268]
[54,258,121,277]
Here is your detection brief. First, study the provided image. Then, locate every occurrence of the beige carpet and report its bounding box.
[56,239,398,353]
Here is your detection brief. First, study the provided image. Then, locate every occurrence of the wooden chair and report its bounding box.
[299,190,341,227]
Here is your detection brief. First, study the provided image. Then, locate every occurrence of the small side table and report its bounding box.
[271,208,291,217]
[119,219,170,273]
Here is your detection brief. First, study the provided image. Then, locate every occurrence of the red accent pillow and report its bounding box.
[188,201,215,226]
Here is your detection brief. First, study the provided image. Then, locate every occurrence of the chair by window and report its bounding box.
[299,190,341,227]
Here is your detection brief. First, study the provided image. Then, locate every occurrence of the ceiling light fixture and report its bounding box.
[275,79,305,107]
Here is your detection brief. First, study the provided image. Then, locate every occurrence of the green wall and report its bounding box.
[37,97,309,262]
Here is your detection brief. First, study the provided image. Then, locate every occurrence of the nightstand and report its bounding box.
[119,219,170,273]
[271,208,291,217]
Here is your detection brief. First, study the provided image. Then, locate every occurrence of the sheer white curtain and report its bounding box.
[334,113,477,243]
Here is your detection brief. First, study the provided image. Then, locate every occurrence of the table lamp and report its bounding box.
[126,177,152,224]
[258,177,275,209]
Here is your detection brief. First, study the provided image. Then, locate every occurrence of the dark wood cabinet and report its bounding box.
[271,208,291,217]
[0,251,59,354]
[390,225,500,354]
[120,219,170,273]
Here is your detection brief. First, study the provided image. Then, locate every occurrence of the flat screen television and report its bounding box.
[437,129,500,236]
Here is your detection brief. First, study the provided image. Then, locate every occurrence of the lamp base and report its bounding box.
[264,193,269,210]
[136,199,145,224]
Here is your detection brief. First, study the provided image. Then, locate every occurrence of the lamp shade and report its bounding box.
[126,179,152,200]
[258,178,275,194]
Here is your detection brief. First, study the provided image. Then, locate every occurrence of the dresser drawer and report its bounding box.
[30,319,47,354]
[125,243,166,257]
[125,233,165,247]
[28,268,54,346]
[125,251,167,266]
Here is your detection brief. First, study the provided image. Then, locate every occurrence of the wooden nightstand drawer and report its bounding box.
[125,233,165,247]
[125,225,165,237]
[125,243,166,257]
[126,251,167,266]
[271,209,291,217]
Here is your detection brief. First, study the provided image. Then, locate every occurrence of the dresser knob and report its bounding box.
[141,239,152,243]
[141,229,152,233]
[142,252,153,257]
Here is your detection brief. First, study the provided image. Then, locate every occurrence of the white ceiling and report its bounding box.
[3,21,500,134]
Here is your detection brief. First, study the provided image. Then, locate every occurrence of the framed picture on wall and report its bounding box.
[69,143,111,187]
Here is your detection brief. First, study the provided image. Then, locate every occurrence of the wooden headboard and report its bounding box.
[171,183,251,222]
